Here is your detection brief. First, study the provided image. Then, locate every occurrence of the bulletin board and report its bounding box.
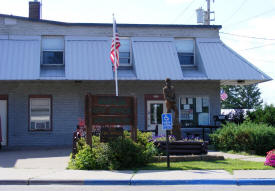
[179,96,210,127]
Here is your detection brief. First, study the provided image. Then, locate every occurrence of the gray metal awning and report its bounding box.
[196,38,272,85]
[0,35,40,80]
[132,37,183,80]
[65,37,113,80]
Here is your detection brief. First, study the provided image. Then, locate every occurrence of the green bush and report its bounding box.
[68,144,96,170]
[247,104,275,127]
[68,131,157,170]
[124,130,157,162]
[68,138,110,170]
[136,130,153,147]
[108,137,145,169]
[210,121,275,155]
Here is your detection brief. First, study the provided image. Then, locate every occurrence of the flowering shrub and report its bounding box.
[181,136,204,142]
[265,149,275,167]
[150,135,176,143]
[151,135,203,142]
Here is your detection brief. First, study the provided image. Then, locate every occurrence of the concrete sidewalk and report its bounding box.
[0,148,70,169]
[208,151,266,162]
[0,168,275,185]
[0,148,274,186]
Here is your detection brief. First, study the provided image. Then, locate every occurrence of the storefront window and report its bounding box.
[179,96,210,127]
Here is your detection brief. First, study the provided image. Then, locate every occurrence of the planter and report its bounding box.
[154,141,208,155]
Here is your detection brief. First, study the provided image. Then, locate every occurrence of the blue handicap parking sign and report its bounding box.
[162,113,173,130]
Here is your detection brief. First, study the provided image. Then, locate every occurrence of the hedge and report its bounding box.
[210,121,275,155]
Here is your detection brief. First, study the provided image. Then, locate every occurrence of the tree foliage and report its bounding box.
[221,84,263,109]
[247,104,275,127]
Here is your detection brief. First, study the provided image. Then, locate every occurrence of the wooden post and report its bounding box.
[131,97,137,142]
[85,94,93,146]
[166,130,170,168]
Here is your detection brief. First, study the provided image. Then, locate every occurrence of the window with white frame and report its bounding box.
[29,96,51,131]
[119,38,131,66]
[175,39,194,66]
[42,36,64,65]
[179,96,210,127]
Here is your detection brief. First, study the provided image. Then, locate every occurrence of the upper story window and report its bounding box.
[175,39,194,66]
[42,36,64,65]
[119,38,131,67]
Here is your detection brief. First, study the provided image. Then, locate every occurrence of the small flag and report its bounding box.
[110,19,120,71]
[220,89,228,101]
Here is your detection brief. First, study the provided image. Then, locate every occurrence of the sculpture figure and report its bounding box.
[163,78,179,120]
[163,78,181,140]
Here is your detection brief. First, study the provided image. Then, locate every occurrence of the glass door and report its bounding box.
[147,100,167,136]
[0,99,7,146]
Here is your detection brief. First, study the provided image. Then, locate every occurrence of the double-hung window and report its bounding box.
[42,36,64,65]
[175,39,195,66]
[119,38,131,67]
[29,96,52,131]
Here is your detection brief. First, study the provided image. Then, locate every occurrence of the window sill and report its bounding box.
[41,64,65,67]
[181,65,197,69]
[29,129,52,132]
[117,65,133,70]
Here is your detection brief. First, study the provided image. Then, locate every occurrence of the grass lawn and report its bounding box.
[138,159,274,173]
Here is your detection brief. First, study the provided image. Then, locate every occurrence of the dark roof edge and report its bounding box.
[0,14,222,29]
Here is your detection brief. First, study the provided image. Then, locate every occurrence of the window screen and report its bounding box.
[42,36,64,65]
[30,97,51,131]
[175,39,194,66]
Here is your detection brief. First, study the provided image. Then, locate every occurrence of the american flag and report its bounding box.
[110,19,120,71]
[220,89,228,101]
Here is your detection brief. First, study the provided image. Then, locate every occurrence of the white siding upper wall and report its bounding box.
[132,38,183,80]
[0,18,220,38]
[65,37,113,80]
[0,36,40,80]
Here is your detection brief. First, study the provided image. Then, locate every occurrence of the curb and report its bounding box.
[84,180,130,185]
[237,179,275,185]
[131,179,236,185]
[29,180,84,185]
[1,179,275,186]
[0,180,29,185]
[131,179,275,185]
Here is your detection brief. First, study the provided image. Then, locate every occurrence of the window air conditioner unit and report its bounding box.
[35,121,47,130]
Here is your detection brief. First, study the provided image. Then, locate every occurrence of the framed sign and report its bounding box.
[85,95,137,145]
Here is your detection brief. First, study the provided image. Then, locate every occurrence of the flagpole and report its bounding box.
[113,14,119,96]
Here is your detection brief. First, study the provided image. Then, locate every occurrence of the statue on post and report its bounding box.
[163,78,182,140]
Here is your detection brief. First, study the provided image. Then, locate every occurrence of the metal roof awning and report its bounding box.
[0,35,272,84]
[65,37,113,80]
[196,38,272,85]
[0,35,40,80]
[132,37,183,80]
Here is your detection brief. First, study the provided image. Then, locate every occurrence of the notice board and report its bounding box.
[85,94,137,145]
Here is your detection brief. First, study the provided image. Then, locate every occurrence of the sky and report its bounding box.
[0,0,274,105]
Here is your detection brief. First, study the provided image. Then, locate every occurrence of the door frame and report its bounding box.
[144,94,164,130]
[0,95,8,146]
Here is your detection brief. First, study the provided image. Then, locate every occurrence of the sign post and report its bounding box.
[162,113,173,168]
